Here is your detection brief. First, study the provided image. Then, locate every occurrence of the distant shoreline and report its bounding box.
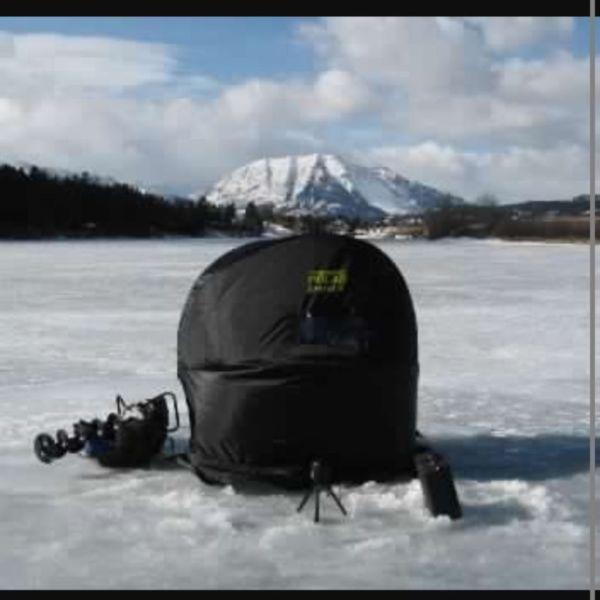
[0,232,592,244]
[2,162,595,245]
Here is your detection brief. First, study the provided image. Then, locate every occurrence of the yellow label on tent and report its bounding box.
[307,269,348,293]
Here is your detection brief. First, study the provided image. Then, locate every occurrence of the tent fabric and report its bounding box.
[177,233,419,487]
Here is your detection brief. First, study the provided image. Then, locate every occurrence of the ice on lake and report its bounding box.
[0,237,594,589]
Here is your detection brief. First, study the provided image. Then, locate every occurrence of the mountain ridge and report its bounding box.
[204,153,463,221]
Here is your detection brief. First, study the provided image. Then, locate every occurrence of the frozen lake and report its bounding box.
[0,237,593,589]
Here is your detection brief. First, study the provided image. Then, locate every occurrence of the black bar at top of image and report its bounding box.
[0,3,592,17]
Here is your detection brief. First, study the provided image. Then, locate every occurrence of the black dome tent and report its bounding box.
[178,233,424,489]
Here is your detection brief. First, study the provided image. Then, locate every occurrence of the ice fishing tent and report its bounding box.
[177,233,419,488]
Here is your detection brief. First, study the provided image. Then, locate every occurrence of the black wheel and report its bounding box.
[34,433,59,464]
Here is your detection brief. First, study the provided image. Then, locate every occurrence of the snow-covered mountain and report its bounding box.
[205,154,463,221]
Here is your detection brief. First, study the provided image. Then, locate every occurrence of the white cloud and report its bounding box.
[464,17,574,52]
[365,141,587,202]
[0,32,178,92]
[300,17,588,148]
[299,17,493,93]
[217,69,371,125]
[312,69,373,118]
[298,16,590,202]
[0,31,372,192]
[498,51,589,105]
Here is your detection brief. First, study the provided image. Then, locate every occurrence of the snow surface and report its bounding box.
[205,154,459,220]
[0,237,595,589]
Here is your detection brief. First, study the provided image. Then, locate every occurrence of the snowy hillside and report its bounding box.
[0,238,591,589]
[205,154,462,220]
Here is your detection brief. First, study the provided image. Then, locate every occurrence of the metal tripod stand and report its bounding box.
[297,460,348,523]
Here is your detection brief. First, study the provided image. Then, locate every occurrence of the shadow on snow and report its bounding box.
[432,433,595,483]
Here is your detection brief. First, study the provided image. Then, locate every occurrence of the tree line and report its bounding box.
[2,162,594,241]
[420,201,597,241]
[0,164,264,238]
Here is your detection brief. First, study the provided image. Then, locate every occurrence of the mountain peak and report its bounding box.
[205,154,461,220]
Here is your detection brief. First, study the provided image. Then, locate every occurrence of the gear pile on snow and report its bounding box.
[34,233,461,521]
[33,392,180,467]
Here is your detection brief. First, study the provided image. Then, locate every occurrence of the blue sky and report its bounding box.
[0,17,321,82]
[0,16,592,77]
[0,17,593,201]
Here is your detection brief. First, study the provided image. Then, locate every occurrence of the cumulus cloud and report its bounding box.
[299,17,493,94]
[464,17,574,52]
[217,69,371,125]
[298,17,589,200]
[364,141,588,202]
[300,17,588,148]
[0,31,372,192]
[498,50,589,106]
